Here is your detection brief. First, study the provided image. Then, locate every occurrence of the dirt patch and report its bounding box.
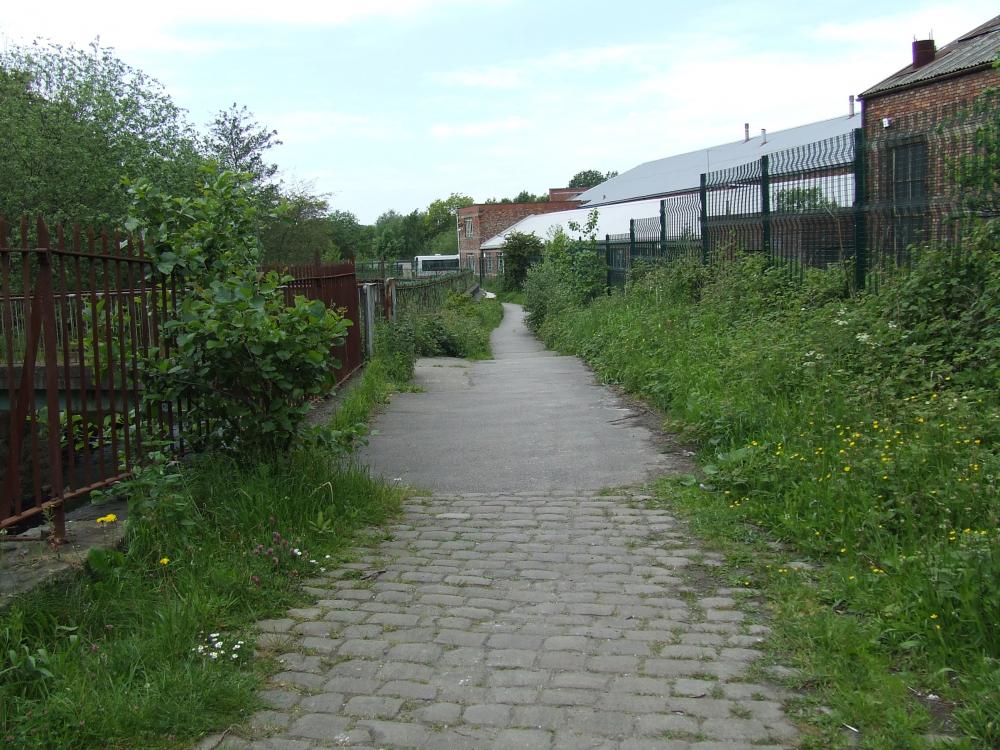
[1,497,128,609]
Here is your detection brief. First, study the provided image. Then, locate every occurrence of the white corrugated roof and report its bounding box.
[481,114,860,250]
[480,198,666,250]
[575,115,859,206]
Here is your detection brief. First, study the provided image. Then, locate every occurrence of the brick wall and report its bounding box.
[861,65,998,249]
[457,200,582,268]
[862,66,998,137]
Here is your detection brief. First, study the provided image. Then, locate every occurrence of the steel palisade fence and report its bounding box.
[1,219,365,541]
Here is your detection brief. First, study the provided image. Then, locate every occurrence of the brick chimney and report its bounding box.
[912,39,936,68]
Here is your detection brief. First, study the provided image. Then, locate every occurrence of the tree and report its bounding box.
[425,193,473,237]
[372,210,405,261]
[775,186,837,212]
[501,231,544,292]
[204,104,281,190]
[484,191,548,204]
[568,170,618,189]
[259,188,340,266]
[327,210,373,261]
[0,39,205,225]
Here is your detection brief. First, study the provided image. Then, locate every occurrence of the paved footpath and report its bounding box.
[217,306,799,750]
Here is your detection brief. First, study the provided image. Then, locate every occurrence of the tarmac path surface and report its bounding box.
[217,304,800,750]
[358,303,674,493]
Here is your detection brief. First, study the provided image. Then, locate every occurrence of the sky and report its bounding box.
[2,1,997,224]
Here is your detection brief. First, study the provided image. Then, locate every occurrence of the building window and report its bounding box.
[464,218,474,237]
[888,138,928,257]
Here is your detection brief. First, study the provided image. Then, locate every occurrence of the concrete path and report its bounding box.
[222,305,799,750]
[358,304,678,493]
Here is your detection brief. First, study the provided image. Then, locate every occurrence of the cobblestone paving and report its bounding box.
[211,492,799,750]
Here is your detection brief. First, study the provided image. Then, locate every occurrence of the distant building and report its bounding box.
[457,188,583,274]
[482,114,859,253]
[859,15,1000,251]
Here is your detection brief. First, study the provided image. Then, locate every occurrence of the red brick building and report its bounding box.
[859,15,999,251]
[457,188,584,273]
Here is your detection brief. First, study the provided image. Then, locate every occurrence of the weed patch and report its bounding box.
[528,238,1000,746]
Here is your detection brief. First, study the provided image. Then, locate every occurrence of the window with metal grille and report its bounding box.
[890,140,927,207]
[888,138,928,257]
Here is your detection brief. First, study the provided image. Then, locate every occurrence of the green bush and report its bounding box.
[524,227,606,331]
[408,292,502,359]
[130,168,350,454]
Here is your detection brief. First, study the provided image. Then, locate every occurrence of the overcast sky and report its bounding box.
[3,1,996,223]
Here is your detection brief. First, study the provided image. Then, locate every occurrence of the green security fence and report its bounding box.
[600,93,994,292]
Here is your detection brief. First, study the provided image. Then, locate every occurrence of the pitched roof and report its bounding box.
[860,15,1000,98]
[573,115,858,207]
[480,198,667,250]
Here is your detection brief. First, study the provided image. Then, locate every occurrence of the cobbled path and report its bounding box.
[216,492,799,750]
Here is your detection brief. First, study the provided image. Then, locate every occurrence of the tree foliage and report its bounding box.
[0,40,204,225]
[485,190,548,204]
[425,193,473,237]
[568,170,618,189]
[775,186,838,212]
[501,231,544,292]
[204,103,282,190]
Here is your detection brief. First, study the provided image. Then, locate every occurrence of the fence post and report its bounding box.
[628,219,636,273]
[699,174,709,264]
[852,127,868,292]
[605,234,612,293]
[659,199,667,259]
[479,248,484,288]
[37,219,66,541]
[760,155,771,258]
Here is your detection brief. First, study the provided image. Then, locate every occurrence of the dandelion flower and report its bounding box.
[96,514,118,524]
[159,557,170,565]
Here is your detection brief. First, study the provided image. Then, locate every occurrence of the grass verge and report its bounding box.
[0,323,419,750]
[526,240,999,747]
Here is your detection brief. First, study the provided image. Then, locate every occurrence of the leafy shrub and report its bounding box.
[408,292,501,359]
[500,231,544,292]
[524,227,606,331]
[130,167,350,454]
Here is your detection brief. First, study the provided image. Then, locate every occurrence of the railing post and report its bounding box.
[699,174,709,264]
[479,248,484,288]
[852,127,867,292]
[37,219,65,541]
[760,154,771,258]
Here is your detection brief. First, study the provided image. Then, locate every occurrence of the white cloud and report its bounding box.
[269,111,406,144]
[433,67,525,89]
[429,116,531,138]
[1,0,505,54]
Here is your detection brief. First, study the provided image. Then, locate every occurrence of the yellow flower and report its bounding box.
[96,514,118,524]
[159,557,170,565]
[930,613,938,619]
[843,466,851,473]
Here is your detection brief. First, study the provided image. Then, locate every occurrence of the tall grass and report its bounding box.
[528,238,999,746]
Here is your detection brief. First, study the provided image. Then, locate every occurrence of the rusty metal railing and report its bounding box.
[2,219,362,542]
